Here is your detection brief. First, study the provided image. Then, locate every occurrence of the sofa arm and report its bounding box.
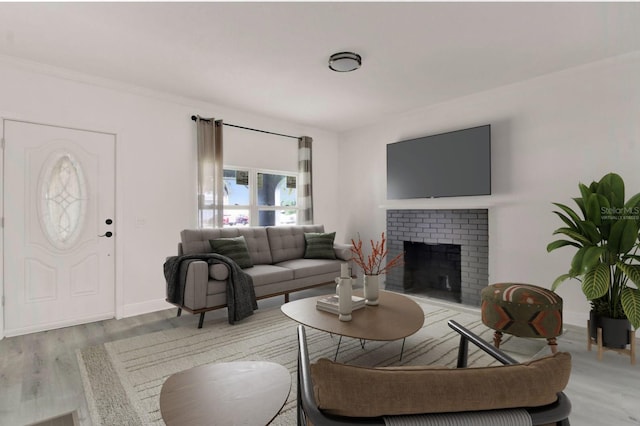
[182,260,209,311]
[333,243,352,261]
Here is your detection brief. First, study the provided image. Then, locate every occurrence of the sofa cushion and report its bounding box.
[237,227,273,265]
[268,225,325,263]
[243,264,294,287]
[209,236,254,269]
[310,352,571,418]
[275,258,340,279]
[181,228,239,255]
[303,232,337,259]
[181,227,273,265]
[333,243,353,261]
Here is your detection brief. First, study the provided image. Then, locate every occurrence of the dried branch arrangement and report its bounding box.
[350,232,404,276]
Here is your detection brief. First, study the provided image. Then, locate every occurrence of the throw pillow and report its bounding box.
[209,236,254,269]
[304,232,336,259]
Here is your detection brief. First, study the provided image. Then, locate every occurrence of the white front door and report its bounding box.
[3,120,115,336]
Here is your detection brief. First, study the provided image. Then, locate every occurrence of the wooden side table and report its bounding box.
[160,361,291,425]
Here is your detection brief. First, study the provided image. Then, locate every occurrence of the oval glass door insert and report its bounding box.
[40,152,88,249]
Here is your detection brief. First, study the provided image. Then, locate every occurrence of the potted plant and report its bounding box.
[547,172,640,348]
[350,232,404,306]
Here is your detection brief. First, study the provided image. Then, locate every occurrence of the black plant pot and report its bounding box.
[589,311,631,349]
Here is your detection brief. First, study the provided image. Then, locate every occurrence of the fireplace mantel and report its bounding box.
[380,195,496,211]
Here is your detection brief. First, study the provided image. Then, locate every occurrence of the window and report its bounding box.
[223,167,298,227]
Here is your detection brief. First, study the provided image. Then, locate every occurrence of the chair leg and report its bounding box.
[198,312,205,329]
[176,307,182,317]
[547,337,558,353]
[597,327,604,361]
[493,331,503,349]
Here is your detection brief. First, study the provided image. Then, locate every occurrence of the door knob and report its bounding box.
[98,232,113,238]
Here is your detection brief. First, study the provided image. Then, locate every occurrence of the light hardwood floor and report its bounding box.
[1,287,639,426]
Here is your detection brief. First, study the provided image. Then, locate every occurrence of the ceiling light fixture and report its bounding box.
[328,52,362,72]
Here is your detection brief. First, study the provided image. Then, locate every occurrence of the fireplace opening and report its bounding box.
[403,241,462,303]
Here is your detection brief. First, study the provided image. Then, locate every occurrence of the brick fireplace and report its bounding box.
[385,209,488,306]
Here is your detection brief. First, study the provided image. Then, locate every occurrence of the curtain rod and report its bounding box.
[191,115,299,140]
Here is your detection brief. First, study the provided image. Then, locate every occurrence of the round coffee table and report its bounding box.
[281,290,424,360]
[159,361,290,426]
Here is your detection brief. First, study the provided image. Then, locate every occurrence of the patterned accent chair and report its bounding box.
[481,283,563,353]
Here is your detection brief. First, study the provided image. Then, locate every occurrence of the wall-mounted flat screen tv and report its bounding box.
[387,124,491,199]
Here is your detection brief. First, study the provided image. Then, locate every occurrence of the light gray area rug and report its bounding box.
[77,297,546,425]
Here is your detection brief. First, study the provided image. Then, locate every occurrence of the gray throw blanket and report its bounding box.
[164,253,258,324]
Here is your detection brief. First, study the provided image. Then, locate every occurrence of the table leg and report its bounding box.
[334,336,342,361]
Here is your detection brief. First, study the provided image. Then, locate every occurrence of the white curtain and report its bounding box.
[298,136,313,224]
[196,116,224,228]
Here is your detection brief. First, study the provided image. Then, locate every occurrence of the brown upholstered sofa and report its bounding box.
[168,225,351,327]
[297,320,572,425]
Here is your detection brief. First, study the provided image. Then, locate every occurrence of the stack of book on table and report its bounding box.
[316,294,366,315]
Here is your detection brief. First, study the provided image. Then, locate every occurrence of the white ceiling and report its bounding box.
[1,2,640,133]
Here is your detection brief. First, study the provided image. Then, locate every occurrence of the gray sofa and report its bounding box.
[168,225,351,327]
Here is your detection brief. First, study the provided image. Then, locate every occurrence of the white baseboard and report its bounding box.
[121,298,174,318]
[4,313,114,337]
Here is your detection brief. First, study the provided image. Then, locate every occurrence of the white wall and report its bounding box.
[3,50,639,330]
[338,52,640,326]
[0,56,341,322]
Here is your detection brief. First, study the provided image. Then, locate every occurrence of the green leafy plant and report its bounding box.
[547,172,640,329]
